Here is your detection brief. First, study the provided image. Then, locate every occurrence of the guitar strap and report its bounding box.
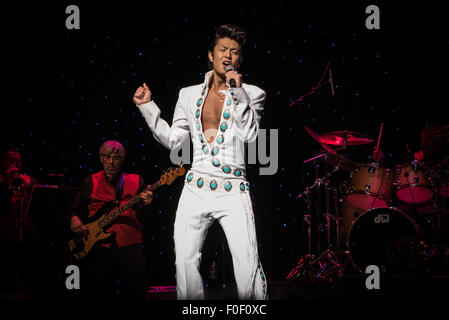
[114,172,125,204]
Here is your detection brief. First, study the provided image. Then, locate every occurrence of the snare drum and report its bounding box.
[346,162,394,211]
[396,161,434,204]
[347,207,419,274]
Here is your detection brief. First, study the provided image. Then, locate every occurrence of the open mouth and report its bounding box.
[223,61,232,67]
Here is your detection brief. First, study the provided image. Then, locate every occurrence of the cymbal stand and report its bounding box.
[296,164,341,200]
[285,189,316,281]
[312,161,344,282]
[304,192,313,256]
[333,187,342,253]
[288,164,343,281]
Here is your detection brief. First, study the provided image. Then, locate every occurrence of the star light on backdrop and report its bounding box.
[1,2,448,286]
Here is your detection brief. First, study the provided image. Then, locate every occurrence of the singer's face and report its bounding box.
[208,37,242,76]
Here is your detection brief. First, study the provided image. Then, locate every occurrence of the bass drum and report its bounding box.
[347,207,419,274]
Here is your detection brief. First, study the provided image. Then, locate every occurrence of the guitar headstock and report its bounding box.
[159,163,186,186]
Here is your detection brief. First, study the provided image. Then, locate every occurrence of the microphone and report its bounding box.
[10,168,24,190]
[225,65,236,88]
[329,68,335,96]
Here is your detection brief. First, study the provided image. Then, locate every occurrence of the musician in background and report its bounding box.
[415,126,449,241]
[68,140,153,300]
[0,146,38,293]
[414,125,449,164]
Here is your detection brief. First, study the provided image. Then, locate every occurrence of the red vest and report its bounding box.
[88,171,143,248]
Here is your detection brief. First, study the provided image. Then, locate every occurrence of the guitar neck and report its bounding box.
[98,180,161,228]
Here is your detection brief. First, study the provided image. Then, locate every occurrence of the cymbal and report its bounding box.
[305,149,358,171]
[317,130,373,146]
[324,152,358,171]
[304,126,338,155]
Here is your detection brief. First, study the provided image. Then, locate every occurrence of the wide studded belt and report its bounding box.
[185,171,250,192]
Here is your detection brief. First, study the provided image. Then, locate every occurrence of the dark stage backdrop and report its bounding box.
[1,1,448,286]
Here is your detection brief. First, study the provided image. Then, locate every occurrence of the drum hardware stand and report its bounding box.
[304,193,313,256]
[286,190,316,281]
[333,187,342,253]
[286,248,343,282]
[296,163,341,200]
[314,174,344,282]
[289,163,344,282]
[289,63,337,281]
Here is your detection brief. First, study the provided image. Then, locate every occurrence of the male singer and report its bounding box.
[133,24,267,299]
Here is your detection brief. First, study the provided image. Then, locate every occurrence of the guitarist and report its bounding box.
[68,140,153,300]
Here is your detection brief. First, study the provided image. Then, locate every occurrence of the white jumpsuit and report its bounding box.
[138,70,267,299]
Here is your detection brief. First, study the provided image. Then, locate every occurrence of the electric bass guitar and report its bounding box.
[68,165,185,259]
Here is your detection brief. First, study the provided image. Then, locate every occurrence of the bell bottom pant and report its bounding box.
[174,183,267,300]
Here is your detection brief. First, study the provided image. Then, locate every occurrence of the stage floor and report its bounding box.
[1,276,448,301]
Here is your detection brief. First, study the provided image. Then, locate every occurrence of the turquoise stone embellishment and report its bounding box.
[217,135,224,144]
[223,110,230,120]
[199,135,204,143]
[212,159,220,167]
[225,182,232,191]
[222,166,231,174]
[210,180,217,190]
[211,147,219,156]
[234,169,242,177]
[220,122,228,132]
[226,99,232,106]
[240,182,245,191]
[202,145,208,154]
[195,110,200,118]
[196,98,203,106]
[196,122,200,130]
[247,183,250,191]
[197,178,204,188]
[187,173,193,182]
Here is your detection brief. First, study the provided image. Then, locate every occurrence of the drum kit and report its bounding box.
[287,125,449,281]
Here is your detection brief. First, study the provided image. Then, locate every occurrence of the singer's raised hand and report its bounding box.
[133,83,152,105]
